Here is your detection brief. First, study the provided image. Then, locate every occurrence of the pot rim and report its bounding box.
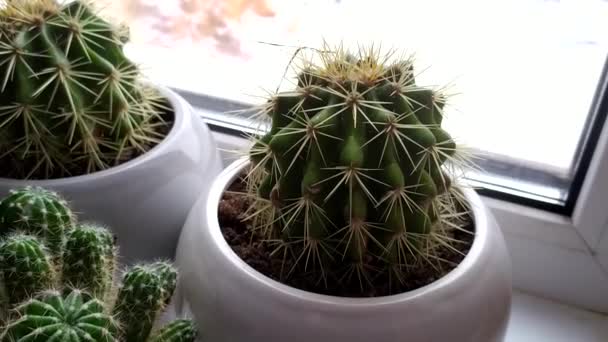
[205,157,492,307]
[0,83,189,185]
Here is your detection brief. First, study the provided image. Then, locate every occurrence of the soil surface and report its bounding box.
[219,175,475,298]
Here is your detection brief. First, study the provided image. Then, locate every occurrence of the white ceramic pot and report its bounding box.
[175,157,513,342]
[0,85,222,265]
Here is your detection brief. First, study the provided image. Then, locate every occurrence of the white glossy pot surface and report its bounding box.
[176,158,512,342]
[0,85,222,265]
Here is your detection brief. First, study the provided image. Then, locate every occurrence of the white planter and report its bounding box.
[175,157,513,342]
[0,85,222,265]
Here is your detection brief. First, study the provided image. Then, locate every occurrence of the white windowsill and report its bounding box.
[506,291,607,342]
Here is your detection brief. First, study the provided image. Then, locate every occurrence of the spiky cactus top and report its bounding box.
[247,45,472,290]
[2,289,119,342]
[0,186,74,258]
[0,0,168,179]
[0,187,198,342]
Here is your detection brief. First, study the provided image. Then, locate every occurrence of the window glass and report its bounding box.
[104,0,608,202]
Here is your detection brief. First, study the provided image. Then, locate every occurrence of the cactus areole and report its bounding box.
[239,44,476,295]
[0,0,171,180]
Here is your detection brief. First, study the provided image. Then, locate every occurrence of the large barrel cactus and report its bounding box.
[0,0,167,179]
[247,45,472,290]
[0,187,198,342]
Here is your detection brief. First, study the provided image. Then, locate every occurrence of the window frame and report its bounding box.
[571,61,608,254]
[567,56,608,217]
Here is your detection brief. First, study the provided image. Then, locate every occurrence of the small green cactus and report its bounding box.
[0,188,200,341]
[149,319,198,342]
[0,186,74,258]
[0,0,168,179]
[113,264,166,342]
[0,289,119,342]
[245,44,473,291]
[0,233,56,306]
[150,261,178,305]
[62,224,116,298]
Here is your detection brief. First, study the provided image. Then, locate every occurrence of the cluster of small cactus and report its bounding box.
[0,187,198,341]
[0,0,169,179]
[245,44,473,291]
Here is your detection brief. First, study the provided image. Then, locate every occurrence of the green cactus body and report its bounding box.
[247,46,469,288]
[150,261,178,305]
[113,264,165,342]
[149,319,198,342]
[0,0,167,179]
[0,187,73,258]
[1,290,118,342]
[0,233,55,306]
[62,224,115,298]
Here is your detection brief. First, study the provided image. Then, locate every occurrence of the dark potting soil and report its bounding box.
[0,105,173,180]
[219,175,475,298]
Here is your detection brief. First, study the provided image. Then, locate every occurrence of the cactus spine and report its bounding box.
[0,0,168,179]
[246,44,472,290]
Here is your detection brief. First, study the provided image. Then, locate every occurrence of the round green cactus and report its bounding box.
[0,0,168,179]
[0,186,73,258]
[0,289,118,342]
[150,319,198,342]
[246,45,472,289]
[0,233,56,306]
[62,224,116,298]
[113,264,166,342]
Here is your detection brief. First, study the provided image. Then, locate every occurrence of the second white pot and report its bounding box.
[175,158,513,342]
[0,85,222,265]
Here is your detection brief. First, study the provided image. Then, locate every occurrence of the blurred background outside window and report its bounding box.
[100,0,608,207]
